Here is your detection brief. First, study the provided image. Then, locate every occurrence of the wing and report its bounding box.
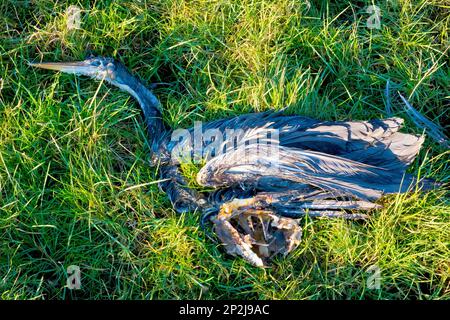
[288,117,425,170]
[196,143,430,201]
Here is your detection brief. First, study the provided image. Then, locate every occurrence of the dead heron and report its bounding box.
[31,56,434,267]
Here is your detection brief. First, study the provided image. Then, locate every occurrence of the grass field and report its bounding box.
[0,0,449,299]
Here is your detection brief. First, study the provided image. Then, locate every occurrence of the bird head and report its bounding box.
[30,55,131,87]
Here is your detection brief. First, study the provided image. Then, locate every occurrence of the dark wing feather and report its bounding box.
[287,117,424,170]
[197,144,428,201]
[167,112,424,172]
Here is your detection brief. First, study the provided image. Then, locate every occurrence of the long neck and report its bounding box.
[120,77,168,154]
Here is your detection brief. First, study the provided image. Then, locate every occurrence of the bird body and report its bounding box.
[31,56,435,266]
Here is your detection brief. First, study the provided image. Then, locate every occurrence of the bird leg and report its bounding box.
[158,164,209,213]
[253,192,378,220]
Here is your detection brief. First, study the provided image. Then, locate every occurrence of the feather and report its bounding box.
[398,93,449,148]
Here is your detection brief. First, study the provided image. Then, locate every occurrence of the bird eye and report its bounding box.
[91,60,101,67]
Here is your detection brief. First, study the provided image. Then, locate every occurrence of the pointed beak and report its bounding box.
[29,61,94,76]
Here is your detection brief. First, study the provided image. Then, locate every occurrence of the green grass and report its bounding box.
[0,0,449,299]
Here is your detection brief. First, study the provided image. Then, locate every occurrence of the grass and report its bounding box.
[0,0,449,299]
